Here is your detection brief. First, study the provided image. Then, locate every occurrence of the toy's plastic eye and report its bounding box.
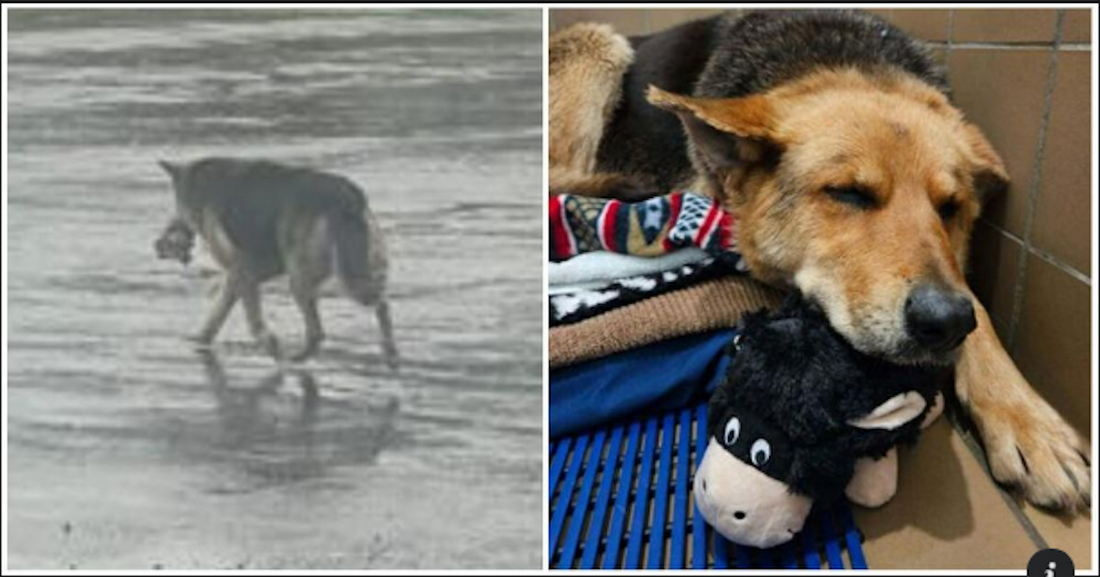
[751,439,771,467]
[732,334,743,350]
[724,417,741,446]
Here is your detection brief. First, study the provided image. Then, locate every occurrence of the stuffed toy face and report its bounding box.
[694,391,929,548]
[694,406,813,548]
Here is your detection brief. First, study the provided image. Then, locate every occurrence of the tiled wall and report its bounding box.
[550,9,1094,435]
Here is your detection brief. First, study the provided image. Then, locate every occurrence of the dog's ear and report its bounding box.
[158,159,183,180]
[647,85,784,176]
[960,122,1009,205]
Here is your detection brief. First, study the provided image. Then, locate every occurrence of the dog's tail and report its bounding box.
[329,205,388,306]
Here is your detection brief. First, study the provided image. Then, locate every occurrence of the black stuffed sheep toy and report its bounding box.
[694,296,948,548]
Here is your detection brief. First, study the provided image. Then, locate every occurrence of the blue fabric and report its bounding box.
[550,329,735,439]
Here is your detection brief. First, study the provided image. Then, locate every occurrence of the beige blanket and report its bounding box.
[549,276,785,368]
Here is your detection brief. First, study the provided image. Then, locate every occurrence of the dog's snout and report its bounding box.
[905,284,976,351]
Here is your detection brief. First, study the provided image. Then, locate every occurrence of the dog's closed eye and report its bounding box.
[823,185,876,210]
[936,200,960,222]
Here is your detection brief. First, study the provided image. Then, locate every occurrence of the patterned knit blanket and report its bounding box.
[550,255,746,327]
[549,192,738,262]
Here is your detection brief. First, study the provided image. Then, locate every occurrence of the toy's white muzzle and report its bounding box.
[694,438,812,549]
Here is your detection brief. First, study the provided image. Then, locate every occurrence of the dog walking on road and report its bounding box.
[155,157,397,365]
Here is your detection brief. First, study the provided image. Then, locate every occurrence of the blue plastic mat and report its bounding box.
[549,402,869,569]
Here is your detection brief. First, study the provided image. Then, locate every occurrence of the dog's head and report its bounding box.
[649,69,1008,365]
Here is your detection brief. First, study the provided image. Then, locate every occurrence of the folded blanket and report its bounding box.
[550,255,742,327]
[548,279,618,296]
[549,275,785,368]
[550,329,735,439]
[550,192,739,262]
[548,248,713,289]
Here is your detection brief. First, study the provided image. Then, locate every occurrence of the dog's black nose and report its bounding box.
[905,284,976,351]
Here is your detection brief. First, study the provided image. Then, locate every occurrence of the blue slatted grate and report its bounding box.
[549,403,869,569]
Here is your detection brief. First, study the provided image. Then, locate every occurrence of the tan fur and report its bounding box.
[548,166,653,198]
[548,23,634,194]
[551,38,1090,510]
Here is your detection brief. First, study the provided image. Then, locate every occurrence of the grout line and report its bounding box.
[944,9,954,78]
[979,217,1026,244]
[1006,10,1065,351]
[1026,245,1093,286]
[928,41,1070,50]
[946,9,955,45]
[979,218,1091,285]
[925,41,1089,51]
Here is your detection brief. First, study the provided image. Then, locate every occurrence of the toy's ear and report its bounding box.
[847,392,928,431]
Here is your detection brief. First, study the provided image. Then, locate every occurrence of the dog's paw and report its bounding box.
[187,333,214,349]
[290,340,321,363]
[256,331,282,360]
[384,350,401,372]
[978,398,1091,511]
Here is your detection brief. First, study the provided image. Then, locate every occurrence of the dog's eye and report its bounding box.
[937,201,960,221]
[823,185,876,209]
[724,417,741,446]
[751,439,771,467]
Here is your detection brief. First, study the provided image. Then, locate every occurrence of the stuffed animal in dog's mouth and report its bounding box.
[694,296,947,548]
[154,218,196,265]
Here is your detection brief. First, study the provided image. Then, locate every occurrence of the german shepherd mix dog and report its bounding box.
[550,10,1090,510]
[154,158,396,365]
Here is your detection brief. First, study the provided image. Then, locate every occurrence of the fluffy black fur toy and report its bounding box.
[694,295,948,548]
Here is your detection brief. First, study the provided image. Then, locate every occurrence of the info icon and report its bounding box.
[1027,548,1074,577]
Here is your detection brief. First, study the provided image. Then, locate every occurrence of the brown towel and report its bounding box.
[549,276,785,368]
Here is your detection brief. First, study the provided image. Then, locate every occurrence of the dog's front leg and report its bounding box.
[955,297,1091,510]
[288,289,323,362]
[193,275,239,346]
[376,299,399,370]
[239,279,281,359]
